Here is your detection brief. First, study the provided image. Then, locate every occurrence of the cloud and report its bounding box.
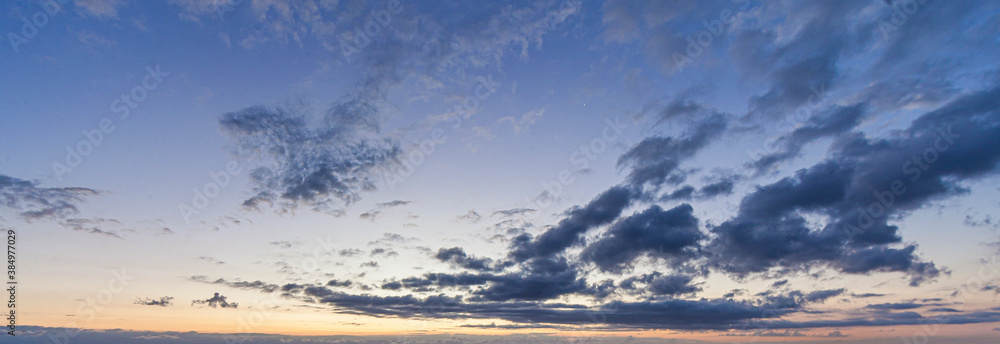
[581,204,702,272]
[696,179,736,199]
[510,185,636,262]
[617,113,728,188]
[749,103,869,173]
[0,174,99,221]
[435,247,499,272]
[359,210,382,222]
[309,292,809,330]
[492,208,536,218]
[647,274,701,296]
[732,2,875,122]
[852,293,886,298]
[359,200,412,222]
[866,302,924,310]
[269,240,300,249]
[195,256,225,265]
[371,248,398,257]
[57,218,125,239]
[134,296,173,307]
[377,200,412,208]
[189,276,279,293]
[220,100,401,216]
[456,209,482,223]
[710,81,1000,285]
[368,232,419,246]
[327,279,353,288]
[191,292,238,308]
[167,0,1000,335]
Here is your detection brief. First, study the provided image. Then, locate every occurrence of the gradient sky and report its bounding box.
[2,0,1000,343]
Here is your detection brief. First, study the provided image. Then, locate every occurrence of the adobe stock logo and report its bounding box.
[178,161,242,224]
[51,65,169,181]
[338,0,403,62]
[6,0,69,54]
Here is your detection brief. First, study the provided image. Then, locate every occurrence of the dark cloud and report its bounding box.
[368,232,419,246]
[371,248,398,257]
[189,276,279,293]
[659,185,694,201]
[170,1,1000,334]
[581,204,702,272]
[191,293,238,308]
[852,293,886,298]
[359,210,381,221]
[703,80,1000,285]
[307,291,824,330]
[282,283,305,293]
[0,174,100,221]
[57,218,125,239]
[617,113,728,188]
[510,185,636,262]
[928,308,963,313]
[647,274,701,296]
[379,256,595,302]
[661,180,735,202]
[735,1,875,122]
[803,289,845,303]
[705,158,942,285]
[134,296,173,307]
[865,302,923,310]
[492,208,536,218]
[750,103,868,173]
[377,200,412,208]
[697,179,735,198]
[220,101,401,215]
[472,257,590,302]
[327,279,353,288]
[435,247,499,272]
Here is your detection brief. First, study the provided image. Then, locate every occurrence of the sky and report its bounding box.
[1,0,1000,343]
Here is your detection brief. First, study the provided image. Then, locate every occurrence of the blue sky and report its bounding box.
[2,0,1000,342]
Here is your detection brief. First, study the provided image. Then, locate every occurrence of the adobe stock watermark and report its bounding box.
[47,269,133,344]
[899,252,1000,344]
[5,0,69,54]
[444,74,502,130]
[379,73,501,190]
[672,0,751,72]
[524,116,630,211]
[338,0,403,63]
[501,115,630,228]
[877,0,929,40]
[842,125,960,240]
[51,65,169,181]
[221,294,279,344]
[178,161,242,224]
[745,83,827,162]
